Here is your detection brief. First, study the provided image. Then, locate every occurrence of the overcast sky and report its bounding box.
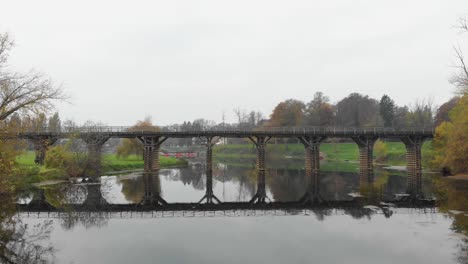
[1,0,467,125]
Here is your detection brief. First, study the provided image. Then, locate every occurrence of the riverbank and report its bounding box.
[446,174,468,181]
[16,152,188,183]
[213,142,433,166]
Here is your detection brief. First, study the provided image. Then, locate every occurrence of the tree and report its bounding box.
[268,99,305,127]
[393,106,409,128]
[443,95,468,173]
[450,17,468,95]
[374,140,388,162]
[48,112,61,132]
[335,93,380,127]
[233,107,248,127]
[432,95,468,173]
[434,97,460,126]
[304,92,335,126]
[45,136,93,178]
[31,113,47,132]
[406,99,434,127]
[379,95,395,127]
[116,117,155,158]
[431,121,452,171]
[0,33,65,123]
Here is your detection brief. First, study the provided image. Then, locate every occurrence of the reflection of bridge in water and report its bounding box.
[19,171,435,220]
[17,207,437,219]
[5,126,434,199]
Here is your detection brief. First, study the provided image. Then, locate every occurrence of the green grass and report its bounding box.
[214,141,433,166]
[102,154,187,172]
[16,151,188,179]
[16,151,36,166]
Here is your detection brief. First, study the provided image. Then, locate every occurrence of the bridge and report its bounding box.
[1,126,435,198]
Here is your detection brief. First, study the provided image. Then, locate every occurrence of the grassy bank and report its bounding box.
[214,141,433,166]
[101,154,187,172]
[16,152,188,182]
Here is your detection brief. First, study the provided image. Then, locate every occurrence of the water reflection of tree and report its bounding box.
[214,165,256,201]
[0,191,55,263]
[120,177,145,203]
[267,168,306,201]
[38,183,110,231]
[434,177,468,263]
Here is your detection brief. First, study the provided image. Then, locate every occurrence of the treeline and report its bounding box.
[266,92,436,128]
[171,92,440,132]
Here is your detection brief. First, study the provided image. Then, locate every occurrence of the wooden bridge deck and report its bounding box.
[1,126,435,139]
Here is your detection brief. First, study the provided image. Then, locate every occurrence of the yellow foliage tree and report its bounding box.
[444,95,468,173]
[116,117,157,158]
[432,95,468,174]
[373,139,388,163]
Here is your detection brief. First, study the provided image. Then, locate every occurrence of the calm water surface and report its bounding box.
[10,160,468,264]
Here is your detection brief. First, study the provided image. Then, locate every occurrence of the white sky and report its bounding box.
[1,0,467,125]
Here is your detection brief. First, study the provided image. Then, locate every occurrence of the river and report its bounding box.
[5,159,468,264]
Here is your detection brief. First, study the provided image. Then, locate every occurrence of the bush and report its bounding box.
[374,140,388,162]
[44,146,68,169]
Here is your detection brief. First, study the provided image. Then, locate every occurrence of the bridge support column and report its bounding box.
[137,136,168,206]
[198,136,221,204]
[137,136,167,173]
[30,136,58,165]
[248,136,271,204]
[401,136,426,198]
[298,136,326,204]
[81,135,110,181]
[352,136,378,188]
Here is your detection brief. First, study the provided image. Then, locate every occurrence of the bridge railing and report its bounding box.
[8,125,435,135]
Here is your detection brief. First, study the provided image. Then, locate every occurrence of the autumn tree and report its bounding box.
[268,99,305,127]
[379,95,395,127]
[303,92,334,126]
[441,95,468,173]
[374,139,388,162]
[116,117,156,158]
[434,97,460,126]
[431,18,468,174]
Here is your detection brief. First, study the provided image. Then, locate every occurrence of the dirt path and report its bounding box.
[33,180,68,187]
[447,174,468,181]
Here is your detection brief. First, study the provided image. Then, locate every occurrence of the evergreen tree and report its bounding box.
[379,95,395,127]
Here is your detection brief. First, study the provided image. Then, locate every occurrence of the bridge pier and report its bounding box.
[198,136,221,204]
[81,135,110,181]
[248,136,271,204]
[401,136,426,198]
[298,136,326,204]
[30,136,58,165]
[352,136,378,188]
[137,136,168,206]
[137,136,168,173]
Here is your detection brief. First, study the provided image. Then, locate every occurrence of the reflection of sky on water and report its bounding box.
[24,210,461,264]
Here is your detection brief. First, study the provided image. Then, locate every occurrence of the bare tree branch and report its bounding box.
[450,45,468,95]
[458,17,468,32]
[0,32,66,122]
[450,17,468,95]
